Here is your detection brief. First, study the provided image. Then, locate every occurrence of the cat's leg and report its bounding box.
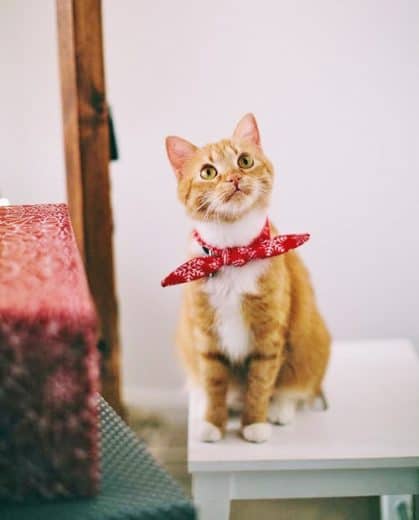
[242,349,283,443]
[198,351,230,442]
[272,312,331,424]
[270,339,329,424]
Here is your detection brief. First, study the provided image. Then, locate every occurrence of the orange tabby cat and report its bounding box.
[166,114,330,443]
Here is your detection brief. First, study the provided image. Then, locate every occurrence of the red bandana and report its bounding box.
[161,219,309,287]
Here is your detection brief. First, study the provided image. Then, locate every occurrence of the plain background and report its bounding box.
[1,0,418,403]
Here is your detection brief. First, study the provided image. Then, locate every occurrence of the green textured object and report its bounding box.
[0,397,196,520]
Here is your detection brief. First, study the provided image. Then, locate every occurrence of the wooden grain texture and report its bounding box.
[56,0,124,415]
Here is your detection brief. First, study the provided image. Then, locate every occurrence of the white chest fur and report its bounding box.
[192,209,269,363]
[203,261,267,362]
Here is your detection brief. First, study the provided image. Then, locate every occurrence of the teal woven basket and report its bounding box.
[0,397,196,520]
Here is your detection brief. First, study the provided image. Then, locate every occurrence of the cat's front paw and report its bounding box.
[242,422,272,443]
[198,421,223,442]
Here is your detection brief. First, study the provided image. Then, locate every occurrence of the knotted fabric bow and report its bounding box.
[161,219,310,287]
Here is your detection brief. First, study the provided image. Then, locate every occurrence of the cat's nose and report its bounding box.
[226,173,242,187]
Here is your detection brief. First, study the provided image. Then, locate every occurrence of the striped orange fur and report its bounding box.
[166,114,330,443]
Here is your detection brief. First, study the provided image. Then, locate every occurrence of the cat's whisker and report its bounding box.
[206,191,226,216]
[196,198,211,213]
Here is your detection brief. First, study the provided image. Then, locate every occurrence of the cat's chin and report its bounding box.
[193,209,251,224]
[214,203,265,223]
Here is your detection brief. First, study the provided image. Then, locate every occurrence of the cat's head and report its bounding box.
[165,114,274,223]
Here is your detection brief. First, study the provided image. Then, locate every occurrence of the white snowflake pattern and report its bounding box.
[172,258,209,281]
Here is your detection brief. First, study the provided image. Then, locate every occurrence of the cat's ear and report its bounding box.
[232,113,261,147]
[165,136,198,179]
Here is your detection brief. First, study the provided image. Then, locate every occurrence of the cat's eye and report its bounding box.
[200,164,218,180]
[237,153,254,169]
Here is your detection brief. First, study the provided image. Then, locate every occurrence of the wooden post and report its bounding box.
[56,0,124,415]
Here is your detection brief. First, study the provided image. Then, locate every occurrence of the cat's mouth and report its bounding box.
[224,183,253,203]
[212,186,258,218]
[225,187,245,202]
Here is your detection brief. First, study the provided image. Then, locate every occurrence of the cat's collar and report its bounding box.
[161,219,310,287]
[193,218,272,257]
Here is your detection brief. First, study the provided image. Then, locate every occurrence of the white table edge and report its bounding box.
[188,456,419,473]
[192,467,419,500]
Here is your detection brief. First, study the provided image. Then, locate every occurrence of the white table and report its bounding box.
[188,339,419,520]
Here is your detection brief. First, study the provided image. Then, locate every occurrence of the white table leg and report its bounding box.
[413,495,418,520]
[381,495,415,520]
[192,472,231,520]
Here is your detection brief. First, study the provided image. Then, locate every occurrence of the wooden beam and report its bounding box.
[56,0,124,415]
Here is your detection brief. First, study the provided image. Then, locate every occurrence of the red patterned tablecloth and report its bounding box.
[0,203,100,500]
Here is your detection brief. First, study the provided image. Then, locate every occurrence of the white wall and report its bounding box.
[0,0,65,205]
[1,0,419,399]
